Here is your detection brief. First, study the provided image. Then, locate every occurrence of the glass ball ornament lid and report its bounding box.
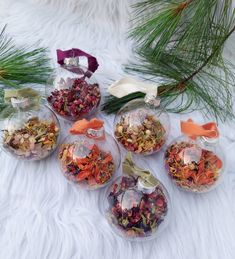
[104,152,170,241]
[164,119,225,193]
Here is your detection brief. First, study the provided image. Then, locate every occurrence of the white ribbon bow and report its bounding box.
[108,77,159,98]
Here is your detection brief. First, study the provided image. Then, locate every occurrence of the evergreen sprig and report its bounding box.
[0,26,52,90]
[103,0,235,121]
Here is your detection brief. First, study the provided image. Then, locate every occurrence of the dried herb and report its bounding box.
[59,143,115,188]
[107,176,168,238]
[3,117,59,160]
[165,141,223,192]
[47,78,101,120]
[115,114,166,154]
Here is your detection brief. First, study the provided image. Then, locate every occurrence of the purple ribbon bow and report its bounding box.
[57,48,99,74]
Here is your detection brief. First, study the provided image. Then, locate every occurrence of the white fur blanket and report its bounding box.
[0,1,235,259]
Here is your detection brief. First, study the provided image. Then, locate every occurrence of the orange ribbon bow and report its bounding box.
[180,119,219,140]
[70,118,105,140]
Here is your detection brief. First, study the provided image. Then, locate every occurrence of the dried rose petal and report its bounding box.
[47,78,101,120]
[59,143,115,188]
[107,176,168,238]
[115,115,166,155]
[165,141,223,192]
[3,117,59,160]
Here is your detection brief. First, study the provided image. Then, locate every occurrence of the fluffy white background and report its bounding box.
[0,0,235,258]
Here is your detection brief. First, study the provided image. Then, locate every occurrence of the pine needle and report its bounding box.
[0,26,52,89]
[103,0,235,122]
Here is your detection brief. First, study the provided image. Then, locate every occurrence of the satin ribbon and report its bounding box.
[57,48,99,74]
[69,118,105,140]
[4,88,40,102]
[4,88,40,108]
[122,153,159,188]
[108,77,159,99]
[0,88,41,119]
[181,119,219,140]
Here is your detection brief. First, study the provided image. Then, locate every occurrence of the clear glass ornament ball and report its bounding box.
[46,65,101,121]
[1,104,60,161]
[103,175,171,241]
[164,135,225,193]
[114,98,170,155]
[58,131,121,190]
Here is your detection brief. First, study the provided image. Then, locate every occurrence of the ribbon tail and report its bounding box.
[122,153,159,187]
[181,119,219,139]
[108,77,158,98]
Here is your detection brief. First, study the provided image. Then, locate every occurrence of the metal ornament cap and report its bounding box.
[137,177,157,194]
[86,127,105,139]
[11,97,29,109]
[200,136,219,145]
[144,93,161,108]
[63,57,80,67]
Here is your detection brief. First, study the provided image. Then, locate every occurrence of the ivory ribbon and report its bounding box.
[69,118,105,140]
[108,77,158,98]
[57,48,99,74]
[181,119,219,140]
[122,152,159,188]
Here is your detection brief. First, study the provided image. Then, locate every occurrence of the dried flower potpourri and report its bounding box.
[47,77,101,121]
[114,98,169,155]
[58,118,120,189]
[59,143,115,186]
[1,105,60,160]
[164,119,224,193]
[104,153,170,241]
[47,49,100,121]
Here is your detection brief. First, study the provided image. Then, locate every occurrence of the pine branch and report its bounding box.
[103,0,235,121]
[0,26,52,89]
[180,24,235,86]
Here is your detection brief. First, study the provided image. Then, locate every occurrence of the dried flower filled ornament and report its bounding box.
[46,48,101,121]
[104,153,170,241]
[165,119,225,193]
[0,88,60,161]
[58,118,120,190]
[113,81,170,155]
